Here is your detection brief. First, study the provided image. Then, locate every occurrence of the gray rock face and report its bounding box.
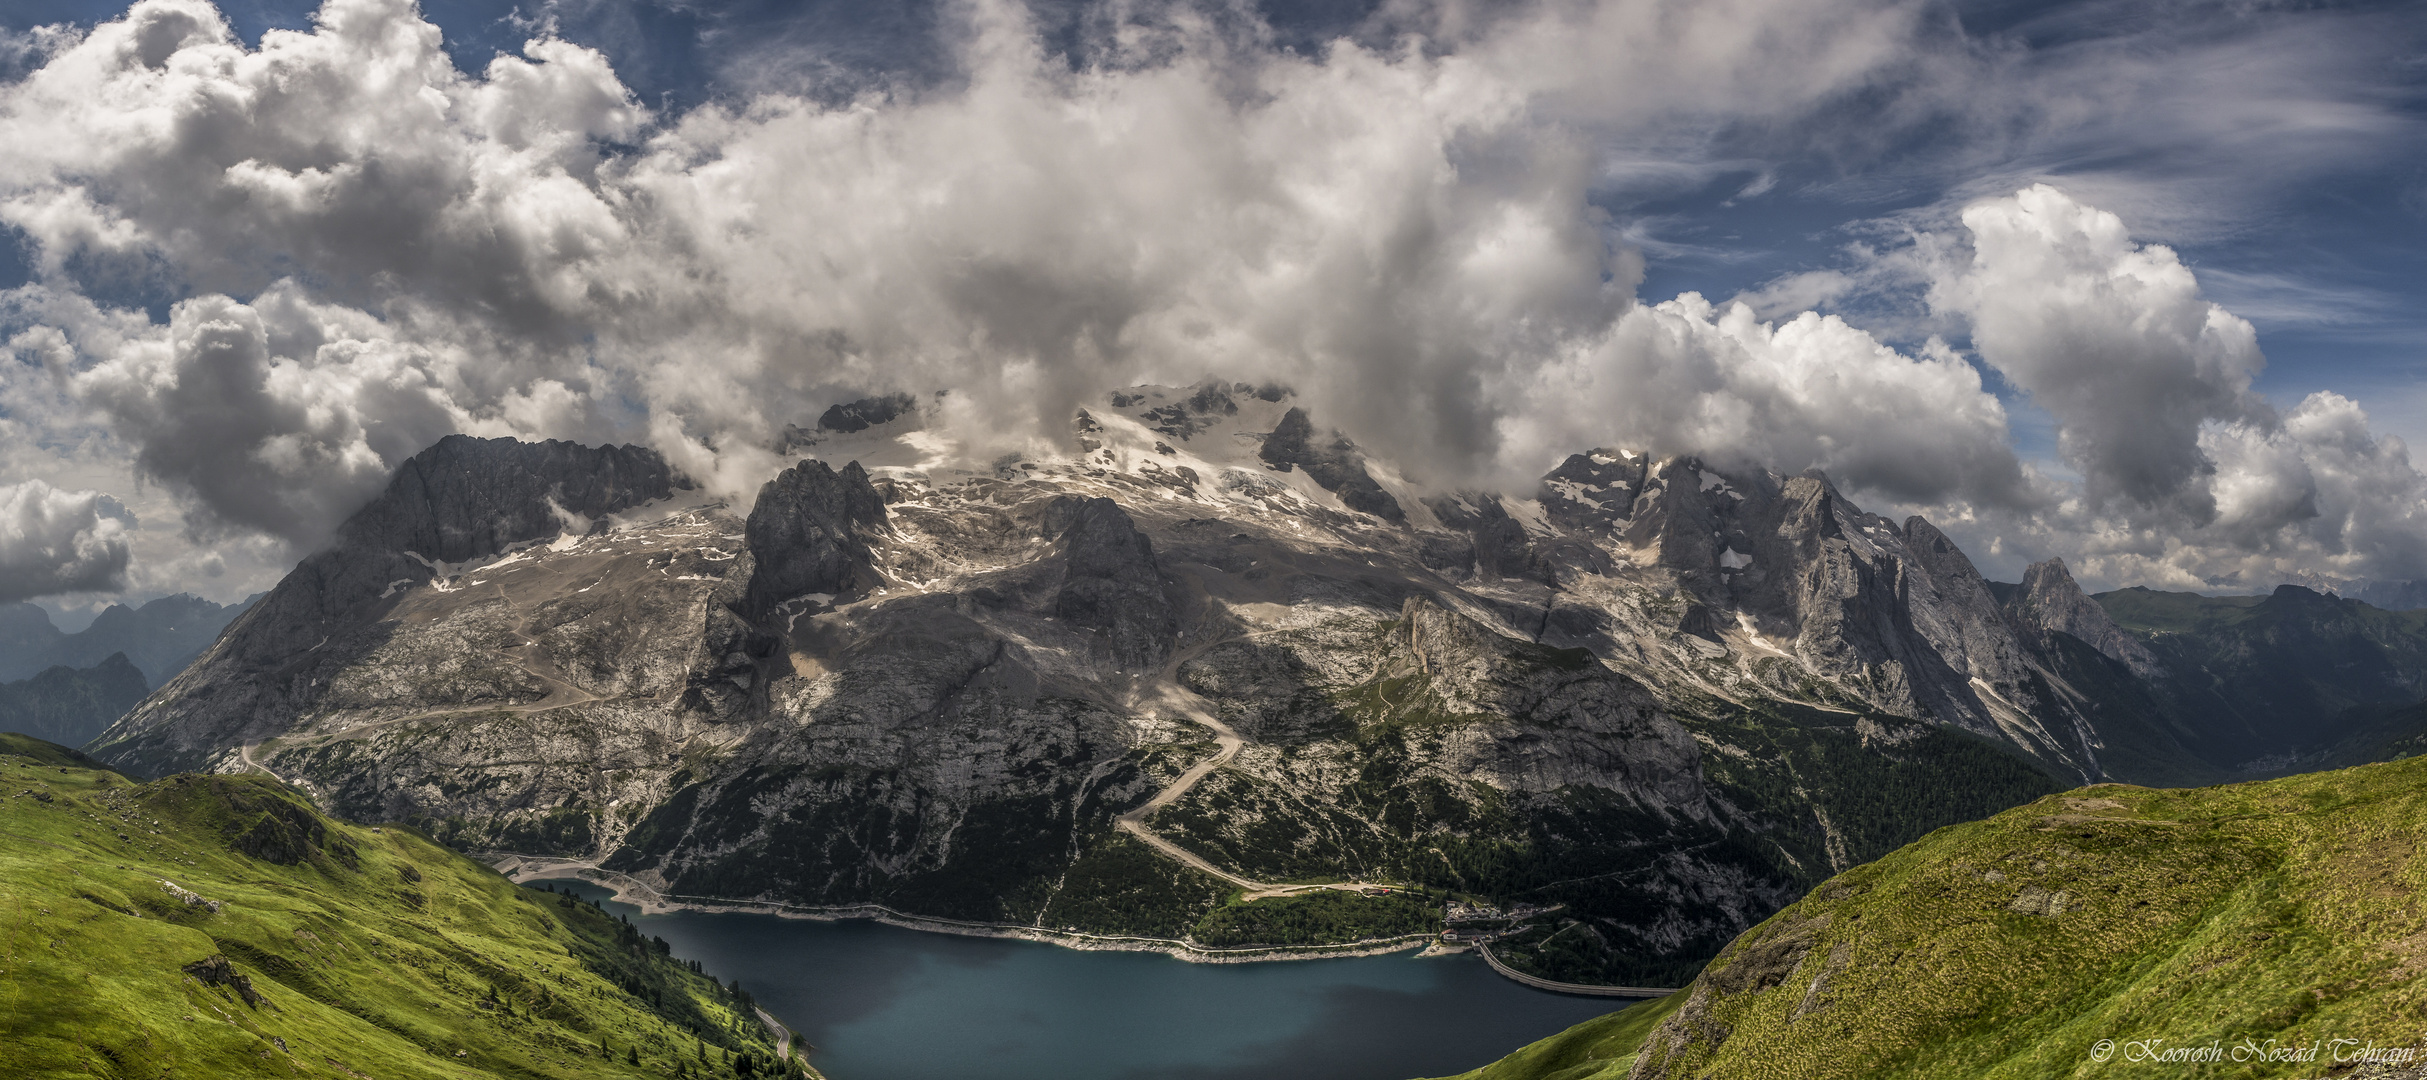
[97,407,2164,982]
[2008,558,2163,679]
[1421,493,1552,584]
[1378,597,1708,810]
[817,393,919,433]
[339,434,680,561]
[1052,498,1177,670]
[1574,455,2103,773]
[1538,449,1648,536]
[1137,382,1241,441]
[744,460,889,616]
[1258,407,1405,523]
[91,436,686,776]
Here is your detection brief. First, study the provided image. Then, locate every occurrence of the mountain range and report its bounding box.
[0,652,150,747]
[80,382,2427,987]
[0,593,258,686]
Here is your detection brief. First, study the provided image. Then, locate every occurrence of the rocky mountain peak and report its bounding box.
[1257,407,1405,523]
[2009,557,2163,679]
[336,434,683,562]
[817,392,919,434]
[744,458,890,617]
[1537,448,1648,535]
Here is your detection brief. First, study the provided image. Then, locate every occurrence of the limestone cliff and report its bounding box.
[94,385,2144,984]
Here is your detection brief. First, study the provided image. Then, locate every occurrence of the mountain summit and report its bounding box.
[85,382,2383,984]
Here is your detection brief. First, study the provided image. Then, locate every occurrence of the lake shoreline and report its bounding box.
[491,853,1454,965]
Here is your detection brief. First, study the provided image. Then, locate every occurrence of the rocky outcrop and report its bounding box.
[337,435,680,562]
[743,459,889,616]
[2007,558,2162,679]
[88,436,687,776]
[1376,597,1709,811]
[1422,494,1542,583]
[182,955,268,1008]
[1259,407,1405,522]
[817,392,919,433]
[1054,498,1178,670]
[1537,449,1648,536]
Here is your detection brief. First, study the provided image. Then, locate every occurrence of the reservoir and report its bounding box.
[543,880,1629,1080]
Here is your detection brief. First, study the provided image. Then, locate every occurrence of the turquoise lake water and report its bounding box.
[541,880,1633,1080]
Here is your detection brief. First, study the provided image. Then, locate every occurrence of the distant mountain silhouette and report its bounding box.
[0,652,149,748]
[0,593,259,686]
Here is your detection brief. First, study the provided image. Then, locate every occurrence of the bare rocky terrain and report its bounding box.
[91,383,2212,984]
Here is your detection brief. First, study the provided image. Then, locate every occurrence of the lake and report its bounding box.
[539,880,1633,1080]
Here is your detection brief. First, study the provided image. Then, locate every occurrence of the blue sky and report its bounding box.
[1,0,2424,608]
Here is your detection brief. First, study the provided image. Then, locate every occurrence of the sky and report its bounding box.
[0,0,2423,621]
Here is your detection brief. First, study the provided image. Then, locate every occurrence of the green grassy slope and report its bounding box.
[1615,753,2427,1079]
[0,735,792,1079]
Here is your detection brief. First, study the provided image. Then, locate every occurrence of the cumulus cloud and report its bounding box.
[0,0,1949,543]
[0,0,2418,600]
[1493,295,2030,506]
[0,478,132,602]
[1938,184,2268,517]
[1910,185,2427,589]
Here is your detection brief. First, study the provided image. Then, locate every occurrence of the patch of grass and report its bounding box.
[0,742,791,1079]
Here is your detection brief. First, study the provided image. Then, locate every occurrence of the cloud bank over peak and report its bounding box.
[0,0,2419,603]
[0,0,1954,551]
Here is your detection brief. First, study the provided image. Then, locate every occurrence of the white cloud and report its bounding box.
[1938,183,2267,517]
[0,0,2418,602]
[0,478,131,602]
[1909,185,2427,590]
[0,0,1942,545]
[1493,294,2032,507]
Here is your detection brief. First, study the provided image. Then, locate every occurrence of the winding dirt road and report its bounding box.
[1112,686,1260,888]
[1113,682,1405,902]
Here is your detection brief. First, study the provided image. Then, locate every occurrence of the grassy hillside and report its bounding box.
[1443,753,2427,1079]
[0,735,796,1080]
[1614,752,2427,1079]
